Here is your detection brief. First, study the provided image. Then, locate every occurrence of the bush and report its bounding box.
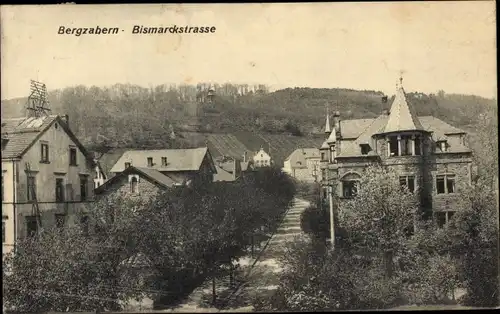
[300,205,329,239]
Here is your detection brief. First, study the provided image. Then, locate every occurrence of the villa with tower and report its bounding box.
[320,77,473,228]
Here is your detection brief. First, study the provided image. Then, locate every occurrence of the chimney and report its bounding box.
[333,111,340,133]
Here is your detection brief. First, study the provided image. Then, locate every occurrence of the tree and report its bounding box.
[338,165,418,276]
[450,178,499,307]
[2,226,128,312]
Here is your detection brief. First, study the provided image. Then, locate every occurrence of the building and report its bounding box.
[213,155,243,182]
[2,114,96,255]
[92,153,107,189]
[252,147,272,168]
[282,148,321,182]
[320,78,473,228]
[95,147,217,199]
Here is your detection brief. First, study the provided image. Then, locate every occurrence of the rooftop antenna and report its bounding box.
[25,80,51,118]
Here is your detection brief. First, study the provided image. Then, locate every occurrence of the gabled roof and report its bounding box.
[110,147,211,173]
[285,148,320,169]
[1,115,93,164]
[95,165,182,194]
[381,84,425,134]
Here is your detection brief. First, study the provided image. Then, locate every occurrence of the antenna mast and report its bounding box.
[26,80,51,118]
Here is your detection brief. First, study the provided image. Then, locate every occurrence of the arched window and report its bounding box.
[130,177,138,194]
[341,172,361,198]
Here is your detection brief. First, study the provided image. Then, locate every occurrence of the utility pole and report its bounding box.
[328,183,335,248]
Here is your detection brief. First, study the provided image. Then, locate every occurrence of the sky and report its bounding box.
[0,2,497,100]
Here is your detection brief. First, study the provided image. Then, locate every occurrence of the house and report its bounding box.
[252,147,272,168]
[95,147,217,199]
[92,153,107,189]
[2,114,96,256]
[320,78,473,229]
[213,155,243,182]
[282,148,321,182]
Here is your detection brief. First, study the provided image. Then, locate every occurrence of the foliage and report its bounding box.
[2,225,127,312]
[2,84,494,153]
[338,165,418,254]
[453,178,499,307]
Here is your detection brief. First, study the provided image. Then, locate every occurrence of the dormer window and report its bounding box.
[125,162,131,169]
[360,144,371,155]
[437,140,448,152]
[147,157,153,167]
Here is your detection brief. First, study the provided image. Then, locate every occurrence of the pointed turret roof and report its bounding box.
[382,77,425,133]
[326,126,337,144]
[320,140,329,149]
[324,108,331,134]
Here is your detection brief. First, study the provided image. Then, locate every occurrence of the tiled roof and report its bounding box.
[336,115,469,158]
[95,165,182,194]
[339,118,374,139]
[1,115,93,164]
[285,148,320,168]
[110,147,209,173]
[382,86,425,133]
[134,167,181,187]
[1,115,58,159]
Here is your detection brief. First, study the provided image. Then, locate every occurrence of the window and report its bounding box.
[69,147,77,166]
[330,146,335,163]
[55,214,66,230]
[40,142,49,163]
[147,157,153,167]
[321,169,326,181]
[438,141,448,152]
[435,211,455,228]
[389,136,399,156]
[125,162,131,169]
[436,174,455,194]
[26,216,38,237]
[162,157,168,166]
[321,152,326,161]
[27,175,36,202]
[342,181,358,198]
[55,178,65,202]
[80,216,89,236]
[360,144,371,155]
[2,174,4,202]
[80,176,88,201]
[130,176,138,193]
[2,220,5,243]
[399,175,416,193]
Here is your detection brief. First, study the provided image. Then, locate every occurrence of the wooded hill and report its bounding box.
[1,83,496,167]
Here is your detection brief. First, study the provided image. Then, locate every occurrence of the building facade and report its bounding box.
[283,148,321,182]
[96,147,217,200]
[320,79,473,228]
[2,115,96,256]
[253,147,272,168]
